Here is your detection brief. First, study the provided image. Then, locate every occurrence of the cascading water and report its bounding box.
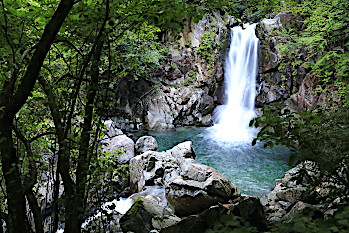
[211,24,259,142]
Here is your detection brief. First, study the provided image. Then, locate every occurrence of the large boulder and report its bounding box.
[102,120,135,164]
[104,134,135,164]
[165,162,240,216]
[135,136,158,154]
[130,141,195,193]
[129,141,240,217]
[119,196,173,233]
[263,161,348,222]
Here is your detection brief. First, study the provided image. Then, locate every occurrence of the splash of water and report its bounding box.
[210,24,259,143]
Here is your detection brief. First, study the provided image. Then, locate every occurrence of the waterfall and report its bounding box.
[210,24,259,143]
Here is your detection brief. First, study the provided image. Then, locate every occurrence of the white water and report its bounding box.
[81,186,167,230]
[210,24,259,143]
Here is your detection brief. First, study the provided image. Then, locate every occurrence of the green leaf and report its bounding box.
[251,138,257,146]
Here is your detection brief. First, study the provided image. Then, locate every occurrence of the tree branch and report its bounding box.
[3,0,75,120]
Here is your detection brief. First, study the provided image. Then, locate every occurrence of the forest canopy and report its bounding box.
[0,0,348,232]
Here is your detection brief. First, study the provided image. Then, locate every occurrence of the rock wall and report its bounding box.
[107,13,233,130]
[256,12,301,106]
[107,11,326,129]
[143,87,214,129]
[256,12,331,111]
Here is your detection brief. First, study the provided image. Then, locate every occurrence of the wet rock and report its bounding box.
[201,114,213,126]
[135,136,158,154]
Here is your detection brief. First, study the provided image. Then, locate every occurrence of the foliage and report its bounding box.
[206,206,349,232]
[251,104,349,174]
[205,215,258,233]
[276,0,349,98]
[109,23,168,81]
[184,70,196,86]
[270,205,349,233]
[198,28,219,69]
[87,146,130,206]
[0,0,238,232]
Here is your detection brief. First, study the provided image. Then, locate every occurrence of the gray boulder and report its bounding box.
[103,119,123,138]
[104,134,135,164]
[135,136,158,154]
[130,141,195,193]
[151,215,182,230]
[165,162,240,216]
[119,196,173,233]
[129,141,240,217]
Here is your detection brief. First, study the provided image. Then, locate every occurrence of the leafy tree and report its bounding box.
[0,0,74,232]
[0,0,236,232]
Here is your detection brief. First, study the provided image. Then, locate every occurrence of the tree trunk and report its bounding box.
[0,120,28,232]
[65,35,104,233]
[0,0,74,232]
[64,1,109,231]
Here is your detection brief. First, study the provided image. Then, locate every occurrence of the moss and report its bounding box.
[125,197,144,216]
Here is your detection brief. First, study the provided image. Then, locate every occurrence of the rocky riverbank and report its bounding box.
[83,121,348,232]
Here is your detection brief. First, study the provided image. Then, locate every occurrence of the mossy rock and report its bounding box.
[120,196,166,233]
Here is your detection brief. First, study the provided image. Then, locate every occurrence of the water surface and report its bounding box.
[142,127,290,196]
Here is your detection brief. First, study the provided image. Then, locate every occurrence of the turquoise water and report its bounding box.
[137,127,290,196]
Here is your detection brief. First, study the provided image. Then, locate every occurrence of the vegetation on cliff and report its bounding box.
[251,0,349,231]
[251,0,348,177]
